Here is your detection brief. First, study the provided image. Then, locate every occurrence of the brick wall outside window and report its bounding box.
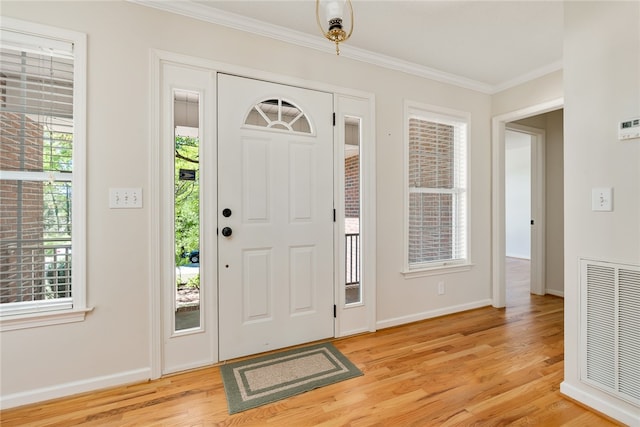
[408,118,455,264]
[344,154,360,219]
[0,112,45,303]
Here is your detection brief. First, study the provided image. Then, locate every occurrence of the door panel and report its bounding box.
[243,248,272,320]
[290,245,316,312]
[290,143,314,221]
[243,138,270,222]
[218,74,334,360]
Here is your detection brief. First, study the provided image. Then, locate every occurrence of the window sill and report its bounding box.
[402,263,474,279]
[0,307,94,332]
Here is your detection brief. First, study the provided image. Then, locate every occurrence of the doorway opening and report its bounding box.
[505,129,533,305]
[491,99,564,308]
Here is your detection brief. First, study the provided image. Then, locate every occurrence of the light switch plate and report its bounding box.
[109,188,143,209]
[592,187,612,212]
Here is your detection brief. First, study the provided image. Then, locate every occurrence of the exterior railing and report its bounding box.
[345,233,360,287]
[0,238,72,303]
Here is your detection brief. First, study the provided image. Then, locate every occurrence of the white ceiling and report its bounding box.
[137,0,564,93]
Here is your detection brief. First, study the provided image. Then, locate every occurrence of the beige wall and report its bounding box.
[492,70,563,117]
[1,0,492,405]
[543,110,564,296]
[561,1,640,423]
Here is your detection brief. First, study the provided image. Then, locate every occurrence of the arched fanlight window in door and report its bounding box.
[244,98,312,134]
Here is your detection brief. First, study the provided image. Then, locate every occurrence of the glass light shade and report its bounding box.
[316,0,353,55]
[325,0,345,20]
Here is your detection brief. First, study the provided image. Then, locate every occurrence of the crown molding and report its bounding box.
[130,1,329,51]
[129,0,558,95]
[490,60,563,94]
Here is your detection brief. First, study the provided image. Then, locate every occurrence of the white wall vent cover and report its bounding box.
[580,258,640,406]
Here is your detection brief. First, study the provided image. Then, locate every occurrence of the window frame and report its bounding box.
[0,17,89,331]
[402,100,471,276]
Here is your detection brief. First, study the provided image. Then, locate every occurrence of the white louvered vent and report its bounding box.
[580,259,640,406]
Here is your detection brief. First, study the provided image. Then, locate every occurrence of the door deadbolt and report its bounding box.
[222,208,232,218]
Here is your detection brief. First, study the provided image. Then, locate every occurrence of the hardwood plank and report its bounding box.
[0,259,621,426]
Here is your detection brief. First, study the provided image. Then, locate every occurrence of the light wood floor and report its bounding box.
[1,259,620,426]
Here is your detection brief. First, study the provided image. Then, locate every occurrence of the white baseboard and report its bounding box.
[337,327,371,338]
[505,255,531,260]
[376,299,493,330]
[0,368,151,410]
[560,381,640,426]
[546,288,564,297]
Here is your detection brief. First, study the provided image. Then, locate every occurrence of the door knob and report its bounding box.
[222,208,232,218]
[221,227,233,237]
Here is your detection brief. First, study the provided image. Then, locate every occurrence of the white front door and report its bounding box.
[218,74,334,360]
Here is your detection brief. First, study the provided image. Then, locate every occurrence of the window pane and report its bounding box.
[0,48,74,119]
[407,110,468,268]
[344,117,361,305]
[0,232,71,303]
[408,192,453,264]
[244,98,311,134]
[174,91,201,332]
[408,119,454,189]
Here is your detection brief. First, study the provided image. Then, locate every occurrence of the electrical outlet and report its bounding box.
[109,188,143,209]
[438,282,445,295]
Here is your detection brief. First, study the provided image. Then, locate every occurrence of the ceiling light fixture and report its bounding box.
[316,0,354,55]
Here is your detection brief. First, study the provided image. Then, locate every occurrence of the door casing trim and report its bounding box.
[505,123,546,296]
[491,98,563,308]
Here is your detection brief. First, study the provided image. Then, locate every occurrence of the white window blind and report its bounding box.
[406,107,468,270]
[0,24,79,317]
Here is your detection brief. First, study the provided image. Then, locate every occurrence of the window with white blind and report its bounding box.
[0,18,87,327]
[404,102,469,271]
